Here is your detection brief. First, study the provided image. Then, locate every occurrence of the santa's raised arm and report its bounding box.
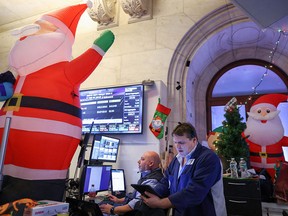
[0,1,114,204]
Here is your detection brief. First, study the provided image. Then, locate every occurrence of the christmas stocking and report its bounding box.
[149,99,171,139]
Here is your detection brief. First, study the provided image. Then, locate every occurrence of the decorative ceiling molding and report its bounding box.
[88,0,118,30]
[120,0,152,24]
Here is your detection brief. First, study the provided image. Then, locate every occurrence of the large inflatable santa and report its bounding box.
[0,2,114,204]
[244,93,288,180]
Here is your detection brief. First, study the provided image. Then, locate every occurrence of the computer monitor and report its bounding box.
[80,84,144,134]
[111,169,126,198]
[80,165,112,196]
[89,134,120,165]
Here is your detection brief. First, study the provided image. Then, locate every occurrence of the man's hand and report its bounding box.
[141,192,161,208]
[142,192,173,209]
[99,203,113,214]
[106,194,125,204]
[106,194,118,203]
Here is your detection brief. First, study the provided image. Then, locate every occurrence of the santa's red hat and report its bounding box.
[39,1,92,43]
[250,93,288,112]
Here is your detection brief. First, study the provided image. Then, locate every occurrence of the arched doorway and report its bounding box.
[207,59,288,133]
[166,3,288,142]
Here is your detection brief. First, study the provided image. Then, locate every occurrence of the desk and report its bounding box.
[262,202,288,216]
[223,177,288,216]
[223,177,262,216]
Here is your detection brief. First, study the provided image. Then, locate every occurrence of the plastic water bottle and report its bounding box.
[230,158,238,178]
[88,184,97,197]
[239,158,248,178]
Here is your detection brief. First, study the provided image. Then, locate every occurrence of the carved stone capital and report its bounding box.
[88,0,118,29]
[121,0,152,23]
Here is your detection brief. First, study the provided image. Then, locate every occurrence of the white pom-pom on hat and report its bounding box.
[86,0,93,9]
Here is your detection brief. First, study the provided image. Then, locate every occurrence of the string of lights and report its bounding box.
[241,29,288,105]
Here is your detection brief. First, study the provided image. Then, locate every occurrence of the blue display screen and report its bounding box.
[80,84,144,134]
[82,165,112,194]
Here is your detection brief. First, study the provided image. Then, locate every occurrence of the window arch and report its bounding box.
[206,59,288,134]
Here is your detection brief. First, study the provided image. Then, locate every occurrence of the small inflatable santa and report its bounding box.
[244,94,288,179]
[0,2,114,204]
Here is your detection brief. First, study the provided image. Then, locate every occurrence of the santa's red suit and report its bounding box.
[0,2,114,204]
[244,94,288,180]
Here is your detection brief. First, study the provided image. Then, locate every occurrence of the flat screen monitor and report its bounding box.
[80,84,144,134]
[80,165,112,195]
[111,169,126,198]
[89,134,120,164]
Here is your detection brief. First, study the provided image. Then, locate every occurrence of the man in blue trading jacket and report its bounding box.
[142,122,227,216]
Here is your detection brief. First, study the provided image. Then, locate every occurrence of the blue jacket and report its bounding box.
[156,143,227,216]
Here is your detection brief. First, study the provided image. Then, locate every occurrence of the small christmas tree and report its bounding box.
[214,97,249,162]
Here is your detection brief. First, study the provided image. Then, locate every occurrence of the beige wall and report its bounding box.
[0,0,226,86]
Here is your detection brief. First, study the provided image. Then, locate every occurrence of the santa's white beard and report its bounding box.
[9,29,72,76]
[245,112,284,146]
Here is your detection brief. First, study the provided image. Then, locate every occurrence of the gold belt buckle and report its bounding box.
[4,93,23,112]
[259,152,267,158]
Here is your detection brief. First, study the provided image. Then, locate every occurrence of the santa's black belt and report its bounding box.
[4,95,82,118]
[250,152,283,158]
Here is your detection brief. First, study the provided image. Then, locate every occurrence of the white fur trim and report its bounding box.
[250,103,276,112]
[39,15,74,43]
[4,164,68,180]
[92,44,105,56]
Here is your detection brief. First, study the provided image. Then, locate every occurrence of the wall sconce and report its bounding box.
[176,81,181,90]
